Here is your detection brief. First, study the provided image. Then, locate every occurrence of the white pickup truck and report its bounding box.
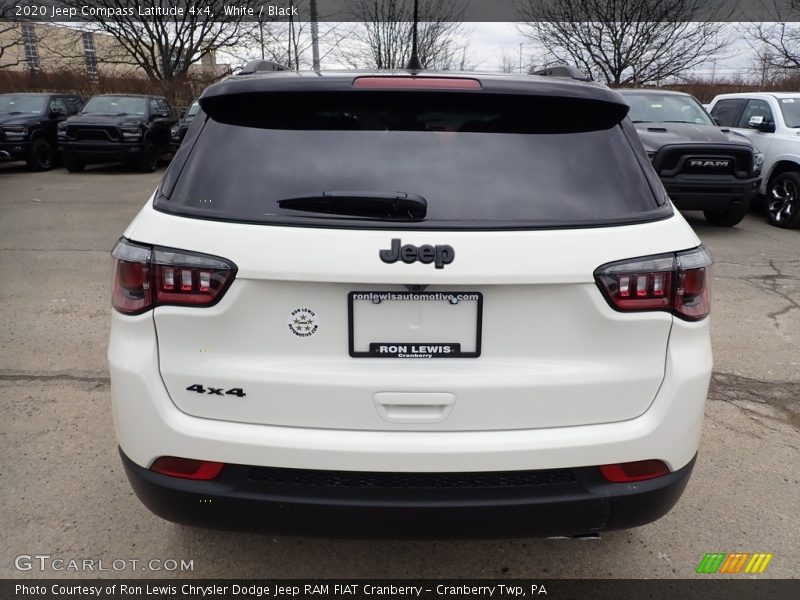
[708,92,800,228]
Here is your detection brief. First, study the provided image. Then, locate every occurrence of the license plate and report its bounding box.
[348,291,482,358]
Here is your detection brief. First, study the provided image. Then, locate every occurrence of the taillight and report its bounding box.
[112,241,152,314]
[594,246,712,321]
[599,460,670,483]
[352,76,482,90]
[150,456,224,480]
[111,238,237,315]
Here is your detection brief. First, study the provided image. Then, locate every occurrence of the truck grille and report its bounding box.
[246,466,577,489]
[67,126,120,141]
[653,145,752,178]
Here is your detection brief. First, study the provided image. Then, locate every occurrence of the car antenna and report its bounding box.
[406,0,423,71]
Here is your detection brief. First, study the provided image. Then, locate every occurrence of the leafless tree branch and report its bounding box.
[341,0,473,70]
[516,0,732,85]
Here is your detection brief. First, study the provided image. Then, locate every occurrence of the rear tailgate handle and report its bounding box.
[373,392,455,423]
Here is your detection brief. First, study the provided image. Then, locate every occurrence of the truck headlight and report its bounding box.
[752,152,764,177]
[3,126,27,139]
[121,128,142,140]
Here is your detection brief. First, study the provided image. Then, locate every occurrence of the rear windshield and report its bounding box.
[157,92,668,229]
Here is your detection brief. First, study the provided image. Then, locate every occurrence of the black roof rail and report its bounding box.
[530,64,592,82]
[238,60,290,75]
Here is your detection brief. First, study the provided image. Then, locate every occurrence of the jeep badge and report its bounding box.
[379,239,455,269]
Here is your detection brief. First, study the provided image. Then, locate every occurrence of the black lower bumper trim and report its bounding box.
[0,142,29,160]
[120,449,695,538]
[664,177,761,211]
[60,143,143,163]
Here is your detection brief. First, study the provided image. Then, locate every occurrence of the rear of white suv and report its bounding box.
[108,71,713,536]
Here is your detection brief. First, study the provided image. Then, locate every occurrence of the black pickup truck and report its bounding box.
[58,94,176,172]
[618,89,763,227]
[0,93,83,171]
[170,98,200,153]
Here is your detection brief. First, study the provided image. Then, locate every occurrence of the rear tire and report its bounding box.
[767,172,800,228]
[26,137,54,171]
[63,153,84,172]
[136,140,158,172]
[703,201,749,227]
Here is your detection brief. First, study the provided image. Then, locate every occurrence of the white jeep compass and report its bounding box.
[108,68,713,536]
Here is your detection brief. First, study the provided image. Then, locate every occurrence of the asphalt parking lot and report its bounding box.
[1,162,798,579]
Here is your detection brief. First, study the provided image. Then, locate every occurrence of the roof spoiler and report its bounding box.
[530,64,592,82]
[238,60,290,75]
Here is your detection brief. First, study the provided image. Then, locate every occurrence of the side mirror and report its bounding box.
[748,115,775,133]
[711,116,720,126]
[49,110,65,119]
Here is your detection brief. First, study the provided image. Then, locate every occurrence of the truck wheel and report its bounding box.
[767,172,800,228]
[26,138,54,171]
[63,153,84,172]
[136,140,158,172]
[703,202,749,227]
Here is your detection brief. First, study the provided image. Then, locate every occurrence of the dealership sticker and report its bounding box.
[288,308,319,338]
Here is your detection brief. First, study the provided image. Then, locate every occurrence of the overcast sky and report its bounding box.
[228,22,757,78]
[445,22,754,76]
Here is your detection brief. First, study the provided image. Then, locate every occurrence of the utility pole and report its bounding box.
[310,0,320,70]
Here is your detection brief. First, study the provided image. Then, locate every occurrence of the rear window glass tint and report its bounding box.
[157,92,666,230]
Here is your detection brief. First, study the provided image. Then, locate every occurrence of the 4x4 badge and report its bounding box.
[379,239,455,269]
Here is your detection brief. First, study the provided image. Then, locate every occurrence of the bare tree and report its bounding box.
[516,0,731,85]
[343,0,471,70]
[751,45,782,86]
[499,48,526,73]
[239,1,352,71]
[60,0,258,83]
[749,1,800,73]
[0,0,22,69]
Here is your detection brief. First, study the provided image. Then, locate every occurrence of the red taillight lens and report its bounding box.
[152,247,235,306]
[112,239,237,315]
[112,241,152,314]
[352,76,482,90]
[594,246,712,321]
[674,250,712,321]
[150,456,224,480]
[599,460,670,483]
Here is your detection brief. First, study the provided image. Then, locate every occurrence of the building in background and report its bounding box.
[0,23,229,79]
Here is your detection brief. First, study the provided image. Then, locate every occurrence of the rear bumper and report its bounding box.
[60,141,144,162]
[663,176,761,211]
[110,309,711,475]
[120,449,695,537]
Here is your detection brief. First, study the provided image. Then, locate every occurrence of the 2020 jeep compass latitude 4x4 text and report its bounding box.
[109,70,713,537]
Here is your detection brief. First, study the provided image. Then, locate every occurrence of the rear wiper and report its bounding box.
[278,191,427,220]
